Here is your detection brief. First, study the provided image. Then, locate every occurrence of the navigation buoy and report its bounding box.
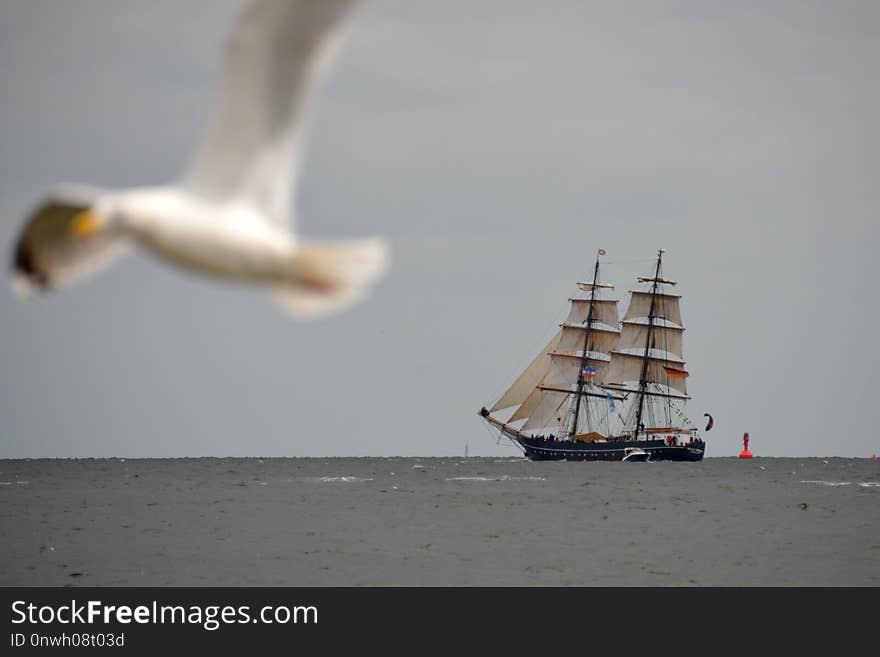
[739,432,753,459]
[872,454,878,461]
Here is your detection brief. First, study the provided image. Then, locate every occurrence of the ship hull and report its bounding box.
[515,437,704,462]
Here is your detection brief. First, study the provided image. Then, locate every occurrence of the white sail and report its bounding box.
[509,387,545,422]
[490,330,561,412]
[608,268,689,399]
[510,343,613,424]
[624,290,682,327]
[522,389,571,432]
[556,324,620,358]
[545,353,610,387]
[617,321,683,361]
[565,297,619,327]
[503,280,620,430]
[605,348,688,396]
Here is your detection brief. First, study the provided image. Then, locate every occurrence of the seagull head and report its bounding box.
[70,198,118,239]
[70,208,104,238]
[69,193,153,239]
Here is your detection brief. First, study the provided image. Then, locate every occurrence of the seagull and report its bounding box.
[10,0,387,318]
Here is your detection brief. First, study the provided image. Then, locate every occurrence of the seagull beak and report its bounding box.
[71,209,101,238]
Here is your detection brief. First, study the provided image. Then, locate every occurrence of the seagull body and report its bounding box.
[101,187,296,282]
[11,0,387,317]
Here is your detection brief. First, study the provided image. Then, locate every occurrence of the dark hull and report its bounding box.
[516,437,704,462]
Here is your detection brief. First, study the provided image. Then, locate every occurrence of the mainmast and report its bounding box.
[603,250,689,437]
[633,250,664,438]
[568,255,600,438]
[484,250,621,438]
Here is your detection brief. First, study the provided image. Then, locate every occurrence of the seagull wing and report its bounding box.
[182,0,363,229]
[11,186,128,293]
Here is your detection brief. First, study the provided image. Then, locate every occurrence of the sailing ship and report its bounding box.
[478,250,706,462]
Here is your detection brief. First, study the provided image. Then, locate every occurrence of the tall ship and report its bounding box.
[478,250,706,462]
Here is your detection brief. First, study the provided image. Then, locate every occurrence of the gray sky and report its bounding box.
[1,0,878,458]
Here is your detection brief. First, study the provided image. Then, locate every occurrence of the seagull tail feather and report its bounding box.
[270,238,389,318]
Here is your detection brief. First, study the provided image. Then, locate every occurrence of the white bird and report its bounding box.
[11,0,387,318]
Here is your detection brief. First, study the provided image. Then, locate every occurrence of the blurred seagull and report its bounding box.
[11,0,387,317]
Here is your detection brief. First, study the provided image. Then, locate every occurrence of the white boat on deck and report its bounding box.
[622,447,650,462]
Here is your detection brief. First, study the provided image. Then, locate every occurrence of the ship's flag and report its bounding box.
[582,366,596,378]
[664,367,689,378]
[607,391,616,411]
[704,413,714,431]
[598,248,606,256]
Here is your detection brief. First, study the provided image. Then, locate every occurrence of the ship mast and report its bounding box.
[482,254,621,438]
[568,255,601,439]
[633,250,664,439]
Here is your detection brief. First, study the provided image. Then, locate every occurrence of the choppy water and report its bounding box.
[1,457,878,586]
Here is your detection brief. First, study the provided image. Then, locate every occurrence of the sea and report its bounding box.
[1,456,878,586]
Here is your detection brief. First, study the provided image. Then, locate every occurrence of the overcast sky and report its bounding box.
[1,0,878,458]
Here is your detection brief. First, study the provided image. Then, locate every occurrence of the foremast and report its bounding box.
[567,252,614,438]
[479,249,621,440]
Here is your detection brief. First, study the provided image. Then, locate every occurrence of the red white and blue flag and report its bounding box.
[582,366,596,378]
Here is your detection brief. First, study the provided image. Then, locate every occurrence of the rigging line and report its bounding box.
[480,419,501,442]
[601,258,656,268]
[600,395,613,435]
[484,420,516,450]
[494,424,525,454]
[671,403,693,427]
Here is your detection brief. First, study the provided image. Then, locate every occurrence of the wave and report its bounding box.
[445,475,546,482]
[304,476,375,483]
[799,480,880,487]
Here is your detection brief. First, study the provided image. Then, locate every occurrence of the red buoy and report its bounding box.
[739,432,753,459]
[872,454,878,461]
